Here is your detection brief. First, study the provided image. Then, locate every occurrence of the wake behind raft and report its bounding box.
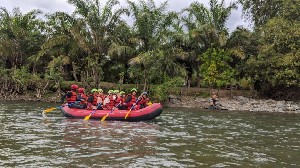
[61,103,163,122]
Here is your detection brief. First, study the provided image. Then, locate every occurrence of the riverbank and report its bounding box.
[1,92,300,113]
[166,95,300,113]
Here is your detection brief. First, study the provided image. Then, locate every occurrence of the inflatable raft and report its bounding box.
[61,103,163,121]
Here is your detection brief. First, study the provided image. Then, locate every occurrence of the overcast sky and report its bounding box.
[0,0,250,32]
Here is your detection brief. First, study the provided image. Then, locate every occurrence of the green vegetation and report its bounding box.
[0,0,299,101]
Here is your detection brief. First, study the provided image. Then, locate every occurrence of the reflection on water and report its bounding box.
[0,101,299,167]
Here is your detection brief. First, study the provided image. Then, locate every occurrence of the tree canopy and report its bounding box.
[0,0,299,101]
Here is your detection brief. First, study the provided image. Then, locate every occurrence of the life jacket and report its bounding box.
[78,93,87,105]
[126,94,136,108]
[67,91,77,103]
[115,96,124,106]
[115,96,123,104]
[106,95,115,109]
[98,94,106,101]
[138,96,148,107]
[90,94,98,106]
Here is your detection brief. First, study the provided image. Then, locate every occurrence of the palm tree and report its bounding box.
[34,0,128,87]
[67,0,128,87]
[0,7,44,70]
[181,0,236,87]
[126,0,184,90]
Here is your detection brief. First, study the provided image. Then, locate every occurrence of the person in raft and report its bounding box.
[125,88,140,110]
[87,89,103,110]
[75,87,88,109]
[137,92,150,109]
[209,91,221,109]
[113,90,123,109]
[104,90,116,110]
[114,91,126,110]
[97,89,105,103]
[61,84,78,108]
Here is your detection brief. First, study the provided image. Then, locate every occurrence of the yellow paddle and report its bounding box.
[124,97,142,119]
[84,109,96,120]
[101,113,109,121]
[124,106,134,119]
[43,101,80,113]
[84,108,97,120]
[84,104,101,120]
[43,107,57,113]
[101,103,121,121]
[43,105,65,113]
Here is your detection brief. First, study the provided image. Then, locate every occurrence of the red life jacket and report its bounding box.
[126,94,136,108]
[138,96,148,106]
[115,96,124,105]
[78,93,87,105]
[99,94,105,101]
[90,94,98,106]
[67,91,77,103]
[106,95,115,109]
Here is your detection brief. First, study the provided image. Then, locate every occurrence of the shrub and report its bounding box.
[150,77,184,102]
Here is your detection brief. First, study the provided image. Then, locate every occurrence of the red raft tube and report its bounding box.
[61,103,163,122]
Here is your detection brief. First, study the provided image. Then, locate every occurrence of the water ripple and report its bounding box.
[0,101,299,167]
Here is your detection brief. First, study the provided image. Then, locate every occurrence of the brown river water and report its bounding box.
[0,100,299,167]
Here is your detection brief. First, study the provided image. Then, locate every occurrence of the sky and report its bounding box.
[0,0,251,32]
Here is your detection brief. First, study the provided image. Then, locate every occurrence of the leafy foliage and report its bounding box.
[150,77,184,102]
[200,48,235,89]
[0,0,299,101]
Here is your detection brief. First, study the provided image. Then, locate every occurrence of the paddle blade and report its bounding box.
[147,101,153,106]
[101,114,109,121]
[43,108,56,113]
[124,109,132,119]
[84,114,92,121]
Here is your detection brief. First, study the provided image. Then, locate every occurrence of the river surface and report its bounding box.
[0,100,299,167]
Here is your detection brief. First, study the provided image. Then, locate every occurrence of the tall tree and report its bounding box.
[239,0,283,27]
[226,27,258,79]
[182,0,236,87]
[126,0,181,90]
[0,7,45,70]
[243,0,300,99]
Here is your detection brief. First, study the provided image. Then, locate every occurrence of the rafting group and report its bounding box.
[61,84,151,111]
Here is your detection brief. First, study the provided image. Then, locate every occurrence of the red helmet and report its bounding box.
[71,84,78,90]
[78,88,85,93]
